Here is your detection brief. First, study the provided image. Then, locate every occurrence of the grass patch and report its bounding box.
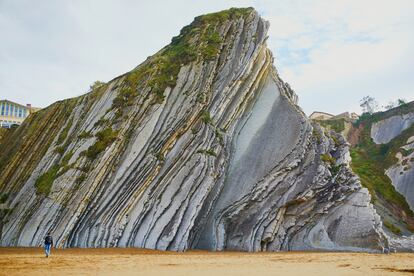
[75,173,86,185]
[349,120,414,218]
[78,131,93,139]
[56,118,73,145]
[312,128,322,144]
[54,146,65,155]
[34,150,74,196]
[200,110,213,125]
[94,118,109,128]
[197,149,217,157]
[318,118,346,133]
[34,164,60,196]
[320,154,336,166]
[112,86,137,109]
[84,127,118,160]
[383,220,402,235]
[112,8,253,106]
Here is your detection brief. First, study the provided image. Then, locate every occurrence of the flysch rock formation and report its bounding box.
[0,8,393,252]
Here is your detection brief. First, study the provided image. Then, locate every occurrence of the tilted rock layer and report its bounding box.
[0,8,389,252]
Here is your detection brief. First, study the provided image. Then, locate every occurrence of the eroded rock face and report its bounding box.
[386,137,414,212]
[371,112,414,144]
[0,8,389,252]
[370,111,414,214]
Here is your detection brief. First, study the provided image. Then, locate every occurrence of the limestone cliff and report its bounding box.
[0,8,390,252]
[320,102,414,244]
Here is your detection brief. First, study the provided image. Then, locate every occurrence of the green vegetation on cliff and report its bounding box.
[84,127,118,160]
[0,193,8,204]
[318,118,346,133]
[111,7,253,107]
[350,105,414,234]
[0,99,78,193]
[34,164,60,196]
[35,151,74,196]
[25,7,250,199]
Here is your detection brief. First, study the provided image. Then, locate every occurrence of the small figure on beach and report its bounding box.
[44,232,53,257]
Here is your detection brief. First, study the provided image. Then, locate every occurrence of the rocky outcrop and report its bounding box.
[0,8,390,252]
[371,112,414,144]
[386,136,414,212]
[342,103,414,239]
[370,110,414,215]
[369,109,414,214]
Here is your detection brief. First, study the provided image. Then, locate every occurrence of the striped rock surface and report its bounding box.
[0,8,389,252]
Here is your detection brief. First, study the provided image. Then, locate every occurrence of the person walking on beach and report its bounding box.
[44,232,53,257]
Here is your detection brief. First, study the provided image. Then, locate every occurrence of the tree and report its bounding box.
[89,81,105,91]
[359,96,378,114]
[383,101,395,111]
[397,98,407,106]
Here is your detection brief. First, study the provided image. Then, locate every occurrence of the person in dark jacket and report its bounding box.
[44,232,53,257]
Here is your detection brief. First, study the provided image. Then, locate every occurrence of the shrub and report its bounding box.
[112,86,137,109]
[0,193,8,204]
[75,174,86,184]
[89,81,105,91]
[54,146,65,155]
[94,118,109,128]
[155,152,165,162]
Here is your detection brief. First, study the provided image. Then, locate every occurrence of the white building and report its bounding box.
[0,100,40,128]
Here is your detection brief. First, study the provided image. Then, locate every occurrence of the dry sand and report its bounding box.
[0,248,413,276]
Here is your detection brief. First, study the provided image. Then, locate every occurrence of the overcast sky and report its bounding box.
[0,0,413,115]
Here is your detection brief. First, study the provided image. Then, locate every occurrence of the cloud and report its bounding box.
[258,0,414,113]
[0,0,413,115]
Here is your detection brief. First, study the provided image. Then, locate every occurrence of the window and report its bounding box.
[0,103,4,116]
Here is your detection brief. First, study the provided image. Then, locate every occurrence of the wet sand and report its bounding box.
[0,247,413,276]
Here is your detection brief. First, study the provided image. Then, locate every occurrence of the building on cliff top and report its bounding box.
[309,111,334,120]
[310,111,359,122]
[0,99,41,128]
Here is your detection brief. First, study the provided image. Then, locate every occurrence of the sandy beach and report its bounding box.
[0,248,413,276]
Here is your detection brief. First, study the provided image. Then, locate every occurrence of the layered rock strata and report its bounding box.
[0,8,390,252]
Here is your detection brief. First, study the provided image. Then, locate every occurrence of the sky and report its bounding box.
[0,0,413,115]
